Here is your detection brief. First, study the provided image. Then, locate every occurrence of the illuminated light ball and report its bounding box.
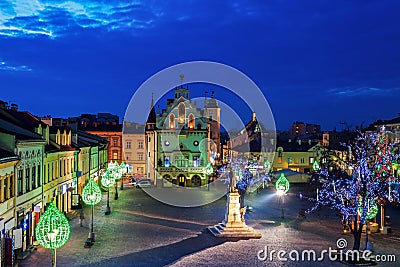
[357,198,379,220]
[82,179,102,206]
[205,163,214,175]
[313,161,320,171]
[101,170,115,188]
[35,202,70,249]
[275,173,290,194]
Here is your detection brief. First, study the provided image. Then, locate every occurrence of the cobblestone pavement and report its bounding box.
[18,184,400,266]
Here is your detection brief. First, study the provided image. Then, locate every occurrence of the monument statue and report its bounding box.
[229,169,237,193]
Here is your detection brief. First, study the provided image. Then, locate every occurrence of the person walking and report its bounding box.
[80,209,85,227]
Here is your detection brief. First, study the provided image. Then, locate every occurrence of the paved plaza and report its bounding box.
[18,184,400,266]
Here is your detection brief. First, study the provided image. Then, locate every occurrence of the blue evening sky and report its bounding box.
[0,1,399,131]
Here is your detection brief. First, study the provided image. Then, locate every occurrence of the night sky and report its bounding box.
[1,1,400,131]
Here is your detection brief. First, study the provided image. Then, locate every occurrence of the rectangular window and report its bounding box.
[126,141,131,149]
[164,156,170,167]
[9,174,14,198]
[18,170,23,195]
[138,141,143,149]
[113,139,118,147]
[301,158,305,164]
[309,157,315,164]
[3,177,7,201]
[32,166,36,189]
[113,151,118,160]
[193,156,199,167]
[37,165,41,187]
[25,168,30,192]
[138,153,143,161]
[287,157,292,164]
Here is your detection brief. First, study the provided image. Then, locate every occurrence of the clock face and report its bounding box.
[193,141,199,146]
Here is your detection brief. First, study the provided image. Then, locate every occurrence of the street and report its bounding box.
[19,183,400,266]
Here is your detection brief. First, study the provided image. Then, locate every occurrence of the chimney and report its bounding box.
[10,103,18,111]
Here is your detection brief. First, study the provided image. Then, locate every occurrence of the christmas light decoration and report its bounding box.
[275,173,290,194]
[82,179,102,206]
[357,197,378,220]
[205,163,214,175]
[305,130,400,250]
[35,202,70,249]
[101,170,115,188]
[313,160,320,171]
[372,126,395,183]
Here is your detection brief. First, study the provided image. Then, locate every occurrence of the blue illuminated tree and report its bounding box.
[305,129,399,250]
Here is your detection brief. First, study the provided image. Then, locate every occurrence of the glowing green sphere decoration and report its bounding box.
[82,178,102,206]
[205,163,213,175]
[35,202,70,249]
[357,197,378,220]
[313,161,320,171]
[101,170,115,188]
[275,173,290,194]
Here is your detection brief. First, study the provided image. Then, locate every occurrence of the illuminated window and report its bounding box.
[178,103,185,123]
[169,114,175,129]
[193,156,199,167]
[113,151,118,159]
[188,113,195,129]
[164,156,170,167]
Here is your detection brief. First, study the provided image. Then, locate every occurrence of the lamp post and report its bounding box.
[35,202,70,267]
[275,173,290,219]
[82,178,102,245]
[120,161,127,190]
[101,170,114,215]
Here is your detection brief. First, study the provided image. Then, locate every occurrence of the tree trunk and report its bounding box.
[352,215,363,250]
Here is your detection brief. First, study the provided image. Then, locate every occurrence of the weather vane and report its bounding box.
[179,74,184,87]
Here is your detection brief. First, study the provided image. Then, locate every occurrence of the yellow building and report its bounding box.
[272,141,325,173]
[0,149,19,238]
[122,122,146,177]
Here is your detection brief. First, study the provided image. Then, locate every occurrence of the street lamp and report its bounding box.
[101,170,115,215]
[120,161,127,190]
[275,173,290,219]
[35,202,70,267]
[82,178,102,246]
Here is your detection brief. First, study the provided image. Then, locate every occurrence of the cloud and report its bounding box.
[0,60,32,72]
[327,86,400,96]
[0,1,159,38]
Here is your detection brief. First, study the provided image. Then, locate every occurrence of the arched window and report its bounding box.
[178,103,185,123]
[188,113,195,129]
[169,114,175,129]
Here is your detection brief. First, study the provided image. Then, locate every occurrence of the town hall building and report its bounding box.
[145,85,220,187]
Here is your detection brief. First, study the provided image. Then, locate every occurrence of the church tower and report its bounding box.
[145,96,157,183]
[205,91,221,153]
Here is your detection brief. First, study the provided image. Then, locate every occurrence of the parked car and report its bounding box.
[136,180,152,188]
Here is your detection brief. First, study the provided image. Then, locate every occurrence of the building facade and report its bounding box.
[122,122,146,177]
[145,87,215,187]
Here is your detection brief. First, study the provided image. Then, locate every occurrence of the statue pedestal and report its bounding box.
[208,191,261,238]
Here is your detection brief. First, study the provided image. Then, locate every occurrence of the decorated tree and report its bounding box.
[218,155,272,208]
[372,126,395,183]
[305,129,399,250]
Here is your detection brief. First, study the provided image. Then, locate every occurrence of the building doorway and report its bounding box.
[178,174,186,186]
